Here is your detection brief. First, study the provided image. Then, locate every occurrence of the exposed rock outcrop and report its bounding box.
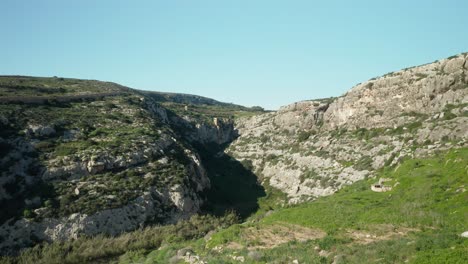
[324,55,467,129]
[169,114,237,145]
[0,87,215,254]
[26,125,56,137]
[0,139,210,255]
[0,172,209,255]
[1,54,467,255]
[228,53,468,203]
[193,118,237,145]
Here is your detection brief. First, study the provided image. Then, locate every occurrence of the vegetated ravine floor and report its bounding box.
[137,148,468,264]
[1,148,466,264]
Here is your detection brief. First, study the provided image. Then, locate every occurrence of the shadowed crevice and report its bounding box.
[194,142,266,220]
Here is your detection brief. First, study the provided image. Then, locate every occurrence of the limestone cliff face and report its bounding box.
[0,87,213,254]
[1,54,467,254]
[0,76,245,255]
[228,53,468,204]
[0,155,209,254]
[192,118,237,145]
[324,55,468,129]
[169,114,237,145]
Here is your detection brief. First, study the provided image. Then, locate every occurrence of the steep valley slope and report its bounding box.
[0,53,467,263]
[228,53,468,203]
[0,76,263,255]
[138,53,468,263]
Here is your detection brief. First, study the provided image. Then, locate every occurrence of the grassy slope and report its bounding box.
[141,148,467,263]
[265,149,467,231]
[4,148,462,263]
[0,214,238,264]
[1,76,466,263]
[1,126,466,264]
[0,76,128,96]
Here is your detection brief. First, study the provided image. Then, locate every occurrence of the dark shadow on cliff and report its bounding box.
[193,142,265,220]
[0,111,56,225]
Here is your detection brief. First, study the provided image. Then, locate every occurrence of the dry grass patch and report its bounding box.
[346,224,419,245]
[225,222,326,250]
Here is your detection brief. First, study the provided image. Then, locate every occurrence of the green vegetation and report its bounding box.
[350,121,424,141]
[104,148,467,264]
[0,94,181,222]
[1,75,467,263]
[14,141,454,263]
[249,180,289,218]
[196,144,266,219]
[300,168,319,183]
[0,76,129,97]
[264,149,467,230]
[197,148,467,263]
[47,157,188,218]
[22,209,35,219]
[297,130,312,142]
[162,102,265,124]
[0,214,238,264]
[415,73,428,81]
[353,127,383,140]
[442,103,468,120]
[142,89,266,124]
[400,111,428,120]
[353,155,374,171]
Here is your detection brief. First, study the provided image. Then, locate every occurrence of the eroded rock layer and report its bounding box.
[228,53,468,203]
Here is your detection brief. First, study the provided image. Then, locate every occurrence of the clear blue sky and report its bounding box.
[1,0,467,109]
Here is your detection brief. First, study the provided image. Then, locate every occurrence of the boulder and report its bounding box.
[177,248,194,258]
[27,125,56,137]
[42,162,89,180]
[443,56,465,73]
[87,160,106,174]
[63,130,81,141]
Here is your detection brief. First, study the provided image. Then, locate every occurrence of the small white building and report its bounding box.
[371,178,392,192]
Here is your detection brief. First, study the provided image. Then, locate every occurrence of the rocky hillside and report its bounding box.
[141,90,261,110]
[143,90,264,145]
[0,76,262,255]
[228,53,468,203]
[0,53,467,262]
[0,54,468,263]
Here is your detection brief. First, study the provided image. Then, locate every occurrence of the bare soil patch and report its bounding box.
[346,224,419,244]
[226,222,326,250]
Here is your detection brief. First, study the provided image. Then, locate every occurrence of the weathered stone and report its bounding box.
[0,122,211,255]
[63,129,81,141]
[0,158,211,254]
[27,125,56,137]
[228,52,468,204]
[443,56,465,73]
[177,248,194,257]
[42,161,89,180]
[1,52,467,256]
[86,159,106,174]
